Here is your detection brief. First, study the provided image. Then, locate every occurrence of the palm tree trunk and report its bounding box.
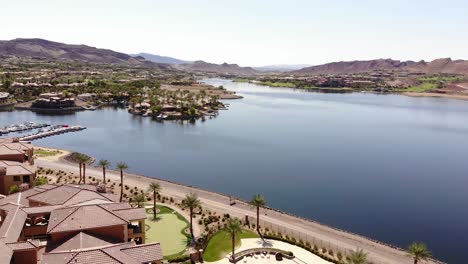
[83,163,86,184]
[256,206,260,232]
[414,258,418,264]
[231,234,236,260]
[153,192,157,220]
[78,163,82,183]
[120,170,123,202]
[103,167,106,183]
[189,208,194,239]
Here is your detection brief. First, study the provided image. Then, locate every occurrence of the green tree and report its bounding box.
[348,249,368,264]
[130,192,146,208]
[98,159,111,184]
[225,218,242,261]
[147,182,162,220]
[9,185,20,194]
[181,193,201,241]
[249,194,266,234]
[408,242,432,264]
[116,162,128,202]
[33,176,48,186]
[75,154,90,184]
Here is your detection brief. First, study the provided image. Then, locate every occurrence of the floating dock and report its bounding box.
[18,125,86,141]
[0,122,50,135]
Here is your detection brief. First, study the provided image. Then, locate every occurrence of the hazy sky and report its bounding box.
[1,0,467,66]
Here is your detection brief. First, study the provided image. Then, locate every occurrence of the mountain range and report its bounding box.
[0,38,467,75]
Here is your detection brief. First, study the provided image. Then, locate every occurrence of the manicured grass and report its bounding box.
[404,82,438,92]
[203,229,259,262]
[256,81,296,88]
[145,205,190,258]
[35,149,61,157]
[233,78,250,83]
[418,76,465,82]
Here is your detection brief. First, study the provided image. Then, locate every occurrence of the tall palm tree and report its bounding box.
[249,194,266,234]
[408,242,432,264]
[130,192,146,208]
[225,218,242,261]
[98,159,111,184]
[116,162,128,202]
[75,154,89,184]
[147,182,161,220]
[348,249,368,264]
[181,193,201,240]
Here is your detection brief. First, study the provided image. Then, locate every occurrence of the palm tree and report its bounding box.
[98,159,111,184]
[181,193,201,240]
[225,218,242,261]
[130,192,146,208]
[116,162,128,202]
[249,194,266,234]
[147,182,161,220]
[75,154,89,184]
[348,249,368,264]
[408,242,432,264]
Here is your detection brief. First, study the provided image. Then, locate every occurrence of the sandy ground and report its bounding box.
[208,238,333,264]
[35,147,442,264]
[403,92,468,101]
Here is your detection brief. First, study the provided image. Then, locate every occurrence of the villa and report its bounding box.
[0,183,163,264]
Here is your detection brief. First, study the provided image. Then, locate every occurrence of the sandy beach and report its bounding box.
[34,147,443,264]
[403,92,468,101]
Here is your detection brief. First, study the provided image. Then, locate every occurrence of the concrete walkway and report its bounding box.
[207,238,333,264]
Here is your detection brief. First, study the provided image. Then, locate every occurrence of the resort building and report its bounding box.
[0,183,163,264]
[0,138,36,195]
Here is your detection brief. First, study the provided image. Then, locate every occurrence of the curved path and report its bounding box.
[37,157,442,264]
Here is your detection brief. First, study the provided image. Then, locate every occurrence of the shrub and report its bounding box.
[167,255,190,263]
[9,185,20,194]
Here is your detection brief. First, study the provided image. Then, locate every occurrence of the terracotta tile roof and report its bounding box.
[6,240,41,251]
[120,243,163,263]
[47,205,128,234]
[27,185,115,205]
[98,203,131,211]
[113,208,147,221]
[49,232,113,253]
[0,203,27,242]
[0,240,13,264]
[0,160,36,176]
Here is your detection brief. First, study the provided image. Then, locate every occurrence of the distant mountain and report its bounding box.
[291,58,468,75]
[291,59,416,75]
[254,64,312,72]
[174,60,258,75]
[0,38,152,65]
[131,52,191,64]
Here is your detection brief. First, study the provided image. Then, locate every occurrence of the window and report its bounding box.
[13,176,21,182]
[23,175,30,183]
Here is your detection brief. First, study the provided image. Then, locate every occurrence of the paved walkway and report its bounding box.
[37,157,442,264]
[207,238,333,264]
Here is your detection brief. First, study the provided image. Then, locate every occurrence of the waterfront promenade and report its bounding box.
[36,156,442,264]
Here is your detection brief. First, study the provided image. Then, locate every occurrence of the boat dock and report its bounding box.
[0,122,50,135]
[18,125,86,141]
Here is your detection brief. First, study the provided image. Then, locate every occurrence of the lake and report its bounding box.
[2,79,467,263]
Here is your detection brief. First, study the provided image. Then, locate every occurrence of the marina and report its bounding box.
[17,125,86,141]
[0,122,50,135]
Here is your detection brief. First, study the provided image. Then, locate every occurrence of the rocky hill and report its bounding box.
[0,38,149,65]
[291,58,468,75]
[174,60,258,75]
[132,52,191,64]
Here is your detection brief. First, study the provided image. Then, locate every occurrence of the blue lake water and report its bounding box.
[2,79,467,263]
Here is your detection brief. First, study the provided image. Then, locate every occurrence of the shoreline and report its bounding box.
[34,146,443,264]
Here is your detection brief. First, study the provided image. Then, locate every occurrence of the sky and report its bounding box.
[1,0,467,66]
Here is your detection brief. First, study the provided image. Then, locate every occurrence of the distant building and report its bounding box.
[32,97,76,109]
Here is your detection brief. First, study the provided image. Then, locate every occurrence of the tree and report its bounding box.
[408,242,432,264]
[98,159,111,184]
[9,185,20,194]
[181,193,201,241]
[147,182,161,220]
[33,176,48,186]
[75,154,90,184]
[130,192,146,208]
[116,162,128,202]
[348,249,368,264]
[249,194,266,234]
[225,218,242,261]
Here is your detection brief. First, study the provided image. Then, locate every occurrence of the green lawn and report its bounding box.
[404,82,438,92]
[256,81,296,88]
[35,149,61,157]
[145,205,190,258]
[203,229,259,262]
[233,78,250,83]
